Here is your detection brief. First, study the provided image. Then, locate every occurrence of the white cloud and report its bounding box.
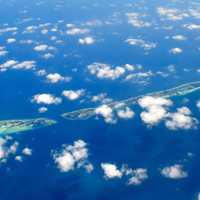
[138,96,172,126]
[0,60,36,71]
[79,37,95,45]
[53,140,93,173]
[117,107,135,119]
[169,48,183,54]
[42,53,54,59]
[36,69,47,76]
[32,93,62,105]
[54,151,75,172]
[88,62,125,80]
[183,24,200,30]
[0,46,8,57]
[46,73,66,83]
[34,44,52,52]
[0,138,19,163]
[38,107,48,113]
[172,35,187,41]
[0,60,18,70]
[91,93,108,102]
[138,97,197,130]
[95,104,115,124]
[157,7,189,21]
[165,107,198,130]
[141,98,168,111]
[197,100,200,110]
[15,156,23,162]
[12,61,36,70]
[161,164,188,179]
[22,147,32,156]
[126,13,151,28]
[101,163,148,185]
[62,89,85,100]
[197,193,200,200]
[124,64,135,71]
[7,38,16,44]
[127,168,148,186]
[125,71,154,82]
[140,105,167,126]
[0,27,18,34]
[126,38,156,50]
[66,28,90,35]
[101,163,123,179]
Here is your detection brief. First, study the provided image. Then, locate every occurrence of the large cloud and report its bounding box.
[138,96,172,126]
[53,140,93,173]
[161,164,188,179]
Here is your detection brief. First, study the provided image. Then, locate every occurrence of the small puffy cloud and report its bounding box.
[183,24,200,30]
[0,46,8,57]
[53,140,93,173]
[126,38,156,50]
[36,69,47,76]
[32,93,62,105]
[54,151,75,172]
[157,7,189,21]
[101,163,148,185]
[125,71,154,84]
[24,25,38,33]
[22,147,32,156]
[0,27,18,34]
[62,89,85,101]
[117,107,135,119]
[15,156,23,162]
[38,107,48,113]
[196,100,200,110]
[172,35,187,41]
[126,168,148,186]
[91,93,108,103]
[95,104,115,124]
[42,53,54,59]
[46,73,69,83]
[66,28,90,35]
[7,38,16,44]
[0,60,18,70]
[126,12,151,28]
[34,44,54,52]
[0,137,19,163]
[12,61,36,70]
[88,62,125,80]
[165,107,198,130]
[124,64,135,71]
[79,37,95,45]
[169,48,183,54]
[161,164,188,179]
[101,163,123,179]
[0,60,36,71]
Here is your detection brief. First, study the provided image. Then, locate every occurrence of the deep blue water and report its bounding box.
[1,0,200,199]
